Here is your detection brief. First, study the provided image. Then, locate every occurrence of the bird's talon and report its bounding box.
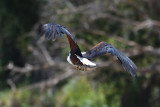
[78,66,81,70]
[82,67,85,71]
[76,66,79,70]
[85,67,87,71]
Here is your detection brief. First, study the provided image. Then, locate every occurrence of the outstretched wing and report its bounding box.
[41,23,82,57]
[41,23,75,41]
[83,42,137,77]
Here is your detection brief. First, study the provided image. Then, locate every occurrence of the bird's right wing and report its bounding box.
[83,42,137,77]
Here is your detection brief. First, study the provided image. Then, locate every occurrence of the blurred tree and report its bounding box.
[0,0,160,107]
[0,0,40,89]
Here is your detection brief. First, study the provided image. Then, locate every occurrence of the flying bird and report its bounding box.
[41,23,137,77]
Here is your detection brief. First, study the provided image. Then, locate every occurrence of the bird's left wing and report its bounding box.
[83,42,137,77]
[41,23,75,41]
[41,23,82,57]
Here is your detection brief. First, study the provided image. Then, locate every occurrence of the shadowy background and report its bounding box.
[0,0,160,107]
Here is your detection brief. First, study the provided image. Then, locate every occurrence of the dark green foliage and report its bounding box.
[0,0,40,89]
[0,0,39,66]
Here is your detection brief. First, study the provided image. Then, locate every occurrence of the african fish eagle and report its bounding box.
[41,23,137,77]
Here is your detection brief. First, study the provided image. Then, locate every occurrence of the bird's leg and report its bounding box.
[76,65,88,71]
[82,66,88,71]
[82,67,85,71]
[85,66,87,71]
[76,65,79,70]
[76,66,82,70]
[79,66,82,70]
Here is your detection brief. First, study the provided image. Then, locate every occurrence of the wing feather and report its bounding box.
[56,26,63,38]
[41,23,82,57]
[83,42,137,77]
[41,23,75,41]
